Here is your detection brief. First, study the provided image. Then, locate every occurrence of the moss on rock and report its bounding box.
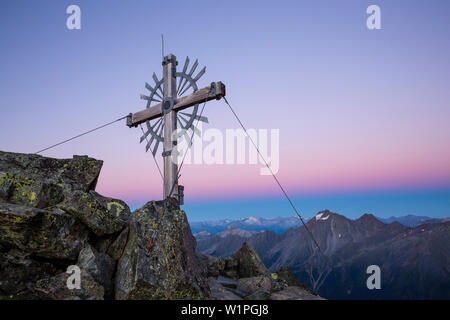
[34,268,104,300]
[0,202,90,260]
[60,190,129,236]
[234,242,270,278]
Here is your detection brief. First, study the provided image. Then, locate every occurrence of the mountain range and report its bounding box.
[191,216,302,235]
[191,214,447,236]
[195,211,450,299]
[377,215,447,227]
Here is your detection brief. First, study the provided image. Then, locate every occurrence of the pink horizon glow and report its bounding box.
[95,141,450,204]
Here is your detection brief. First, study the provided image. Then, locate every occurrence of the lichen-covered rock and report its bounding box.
[217,276,238,289]
[0,172,64,209]
[206,243,322,300]
[237,276,272,296]
[199,253,239,279]
[34,268,104,300]
[115,199,210,300]
[77,245,115,297]
[0,202,90,260]
[106,227,129,260]
[245,290,271,300]
[234,242,270,278]
[0,150,128,236]
[222,257,239,279]
[0,249,58,299]
[208,257,223,277]
[60,190,129,236]
[269,286,324,300]
[0,152,103,193]
[0,152,103,209]
[269,274,289,292]
[273,266,315,294]
[208,277,242,300]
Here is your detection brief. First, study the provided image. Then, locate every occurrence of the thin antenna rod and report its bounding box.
[161,34,165,59]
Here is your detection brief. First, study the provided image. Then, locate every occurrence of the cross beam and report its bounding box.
[127,53,226,202]
[127,81,226,127]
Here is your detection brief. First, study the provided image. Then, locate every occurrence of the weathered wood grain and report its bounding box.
[128,82,226,127]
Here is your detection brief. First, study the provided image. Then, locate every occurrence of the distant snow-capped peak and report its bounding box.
[190,216,302,235]
[315,212,330,221]
[245,216,262,224]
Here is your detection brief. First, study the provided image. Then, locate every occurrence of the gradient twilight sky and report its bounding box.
[1,0,449,221]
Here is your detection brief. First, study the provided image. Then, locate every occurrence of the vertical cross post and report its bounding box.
[162,54,178,200]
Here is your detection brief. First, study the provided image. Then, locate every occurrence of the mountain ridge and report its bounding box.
[196,210,450,299]
[190,215,302,235]
[192,212,447,237]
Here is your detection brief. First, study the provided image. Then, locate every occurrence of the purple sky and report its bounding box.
[1,0,449,220]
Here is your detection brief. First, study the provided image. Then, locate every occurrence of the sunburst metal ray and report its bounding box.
[179,112,209,124]
[140,118,162,143]
[138,56,207,156]
[177,56,190,94]
[177,118,193,147]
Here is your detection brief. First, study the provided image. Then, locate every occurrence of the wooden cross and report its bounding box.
[127,54,226,203]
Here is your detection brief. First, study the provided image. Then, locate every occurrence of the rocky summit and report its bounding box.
[0,151,319,300]
[199,242,322,300]
[115,198,210,299]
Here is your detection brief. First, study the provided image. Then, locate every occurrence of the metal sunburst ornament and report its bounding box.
[138,57,209,156]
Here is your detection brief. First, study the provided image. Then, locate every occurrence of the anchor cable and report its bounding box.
[139,123,164,181]
[35,115,128,154]
[222,96,321,252]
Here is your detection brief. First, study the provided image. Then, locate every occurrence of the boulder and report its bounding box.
[0,172,64,209]
[269,273,289,292]
[208,243,321,300]
[0,152,102,192]
[199,254,239,279]
[0,249,58,299]
[245,290,271,300]
[270,286,324,300]
[197,253,221,278]
[0,150,129,237]
[106,227,129,260]
[115,199,210,300]
[234,242,270,278]
[217,276,238,289]
[60,190,129,236]
[0,152,103,208]
[236,276,272,296]
[222,257,239,279]
[0,202,89,260]
[273,266,315,294]
[34,268,104,300]
[208,277,242,300]
[77,245,115,297]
